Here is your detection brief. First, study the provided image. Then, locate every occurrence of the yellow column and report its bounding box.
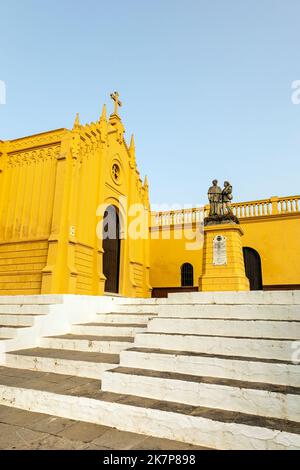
[41,134,78,293]
[92,106,109,295]
[199,223,249,291]
[93,144,107,296]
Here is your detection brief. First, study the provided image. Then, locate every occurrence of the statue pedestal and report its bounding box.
[199,223,249,292]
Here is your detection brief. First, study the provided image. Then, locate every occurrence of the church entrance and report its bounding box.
[243,247,263,290]
[102,205,121,294]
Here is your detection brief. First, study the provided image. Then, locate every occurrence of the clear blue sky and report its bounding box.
[1,0,299,207]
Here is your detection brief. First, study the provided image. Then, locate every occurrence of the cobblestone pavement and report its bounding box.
[0,405,207,450]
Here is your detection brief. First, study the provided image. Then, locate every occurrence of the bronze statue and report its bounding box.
[222,181,233,215]
[208,179,222,216]
[205,179,239,225]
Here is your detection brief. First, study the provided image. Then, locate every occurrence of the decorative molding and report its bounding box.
[7,145,61,167]
[0,238,48,245]
[8,129,67,151]
[150,222,203,232]
[239,212,300,224]
[105,182,126,197]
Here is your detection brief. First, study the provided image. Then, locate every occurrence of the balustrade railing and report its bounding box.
[151,195,300,227]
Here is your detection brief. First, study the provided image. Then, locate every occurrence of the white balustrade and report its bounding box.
[151,195,300,227]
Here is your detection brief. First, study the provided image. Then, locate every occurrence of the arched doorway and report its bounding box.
[181,263,194,287]
[102,205,121,293]
[243,247,263,290]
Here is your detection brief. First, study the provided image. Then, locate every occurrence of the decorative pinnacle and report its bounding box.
[129,133,135,152]
[100,104,107,121]
[73,112,80,129]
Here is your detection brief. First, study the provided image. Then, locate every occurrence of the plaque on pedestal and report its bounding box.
[213,235,227,265]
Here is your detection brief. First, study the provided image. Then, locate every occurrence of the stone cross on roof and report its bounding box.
[110,91,122,116]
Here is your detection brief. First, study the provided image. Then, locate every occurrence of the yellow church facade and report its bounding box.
[0,95,151,297]
[0,95,299,297]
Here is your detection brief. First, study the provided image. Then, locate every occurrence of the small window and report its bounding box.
[181,263,194,287]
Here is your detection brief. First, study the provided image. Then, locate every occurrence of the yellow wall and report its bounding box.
[150,225,204,288]
[0,132,63,294]
[240,214,300,286]
[150,209,300,289]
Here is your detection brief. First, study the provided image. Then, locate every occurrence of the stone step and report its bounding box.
[167,291,300,305]
[0,314,40,327]
[134,332,296,361]
[0,404,206,450]
[6,348,119,379]
[96,313,156,324]
[114,303,300,318]
[102,367,300,422]
[116,298,167,305]
[40,334,134,354]
[71,323,147,337]
[148,318,300,339]
[0,325,30,338]
[0,366,299,449]
[153,304,300,320]
[119,348,300,387]
[0,304,50,315]
[0,295,63,305]
[110,305,162,314]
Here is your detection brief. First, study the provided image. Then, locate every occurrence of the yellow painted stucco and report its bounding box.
[199,224,250,291]
[150,203,300,291]
[149,224,204,289]
[239,214,300,287]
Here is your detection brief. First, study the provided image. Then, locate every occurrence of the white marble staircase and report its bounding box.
[0,296,64,358]
[4,308,152,379]
[101,291,300,449]
[0,294,137,356]
[0,291,299,449]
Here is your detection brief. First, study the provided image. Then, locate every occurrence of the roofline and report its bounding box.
[8,128,68,143]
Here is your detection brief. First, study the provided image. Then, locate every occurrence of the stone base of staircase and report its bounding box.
[0,366,299,450]
[0,404,205,450]
[0,291,299,449]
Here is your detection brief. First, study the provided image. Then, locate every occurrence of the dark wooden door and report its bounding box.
[102,206,120,293]
[243,247,263,290]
